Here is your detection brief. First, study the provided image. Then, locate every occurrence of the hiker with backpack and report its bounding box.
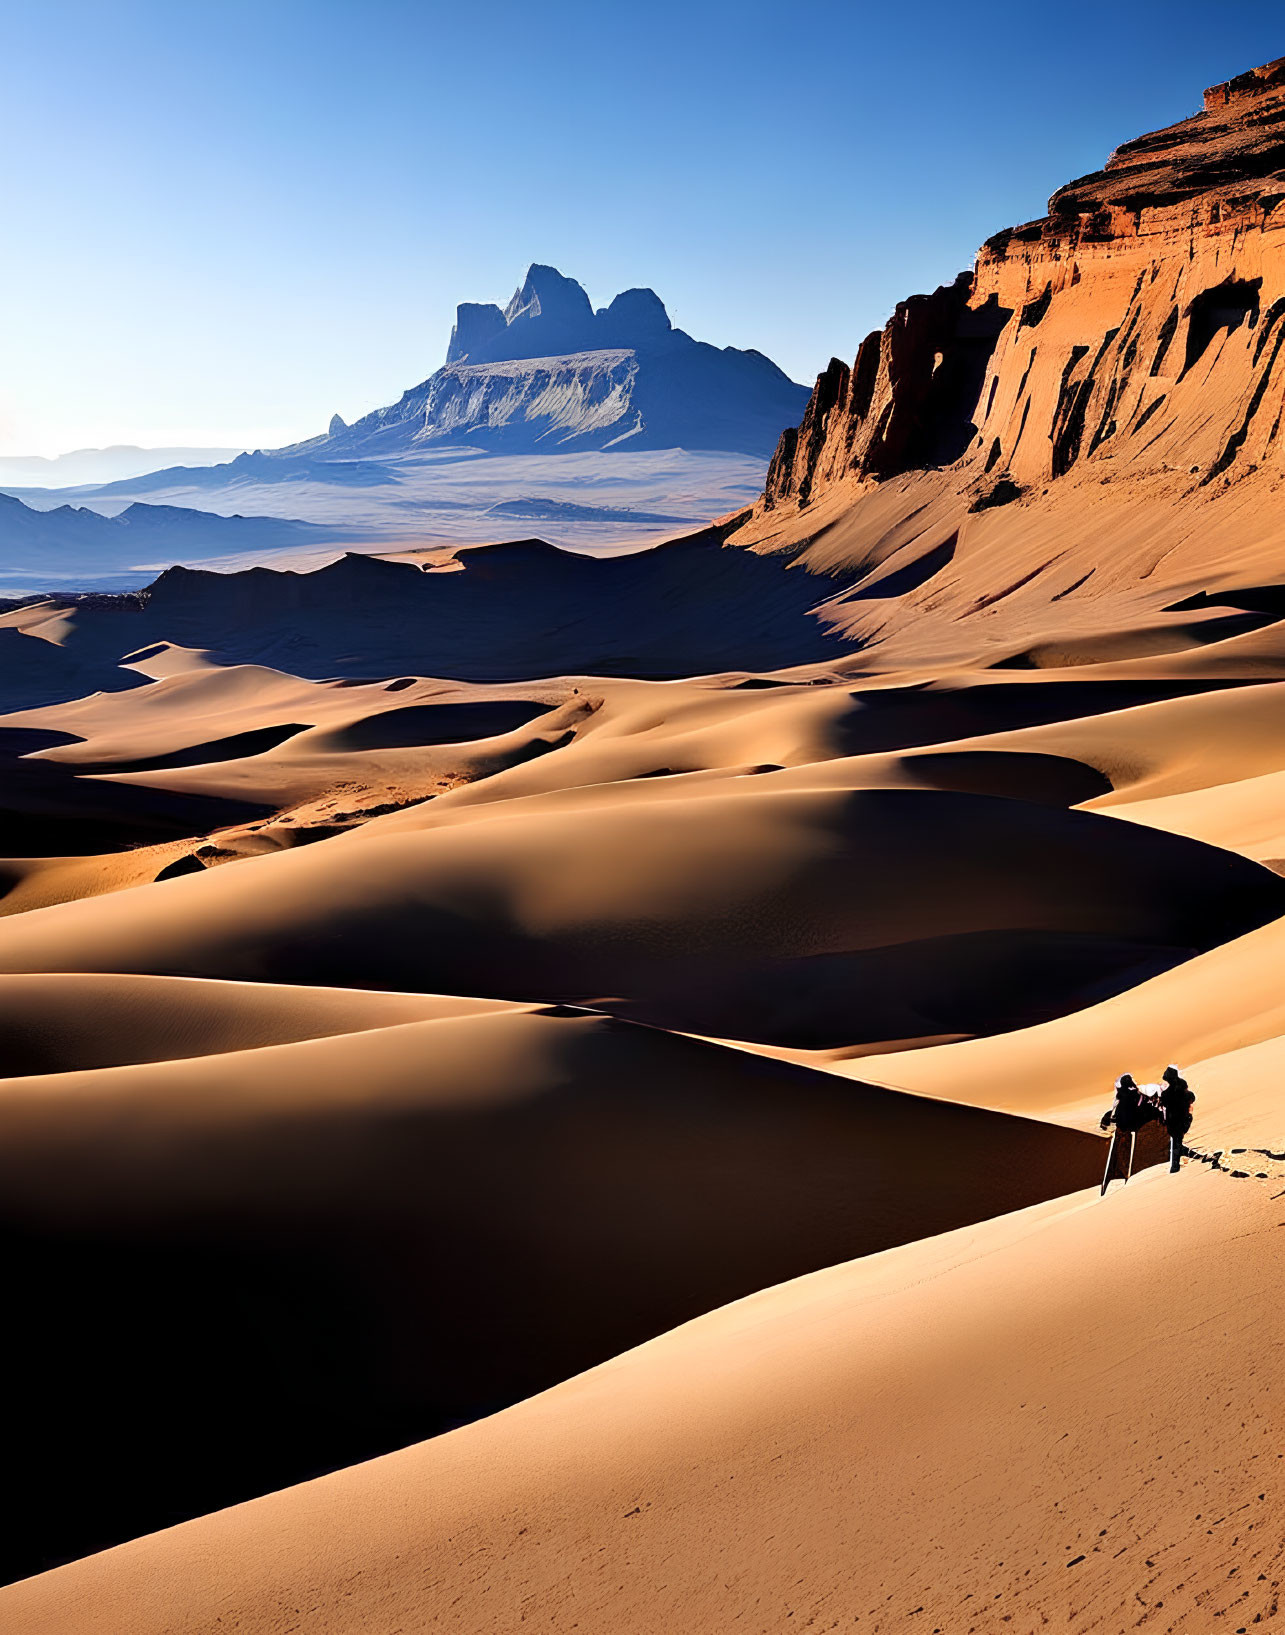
[1155,1065,1196,1173]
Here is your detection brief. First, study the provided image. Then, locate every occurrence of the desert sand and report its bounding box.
[3,54,1285,1635]
[0,1003,1109,1580]
[5,1169,1279,1634]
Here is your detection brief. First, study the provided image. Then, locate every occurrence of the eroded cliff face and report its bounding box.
[764,275,1015,505]
[740,59,1285,667]
[971,58,1285,496]
[408,351,640,449]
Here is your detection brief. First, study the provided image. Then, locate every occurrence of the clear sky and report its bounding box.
[2,0,1282,455]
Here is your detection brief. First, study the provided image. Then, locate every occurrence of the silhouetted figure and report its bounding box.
[1156,1065,1195,1172]
[1098,1072,1158,1193]
[1099,1073,1155,1134]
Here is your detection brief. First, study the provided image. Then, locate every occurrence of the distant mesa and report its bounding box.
[448,301,509,364]
[288,263,808,460]
[2,266,801,544]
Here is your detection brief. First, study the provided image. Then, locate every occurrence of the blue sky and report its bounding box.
[2,0,1282,455]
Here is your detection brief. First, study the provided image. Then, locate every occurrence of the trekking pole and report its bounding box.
[1100,1129,1118,1196]
[1125,1130,1138,1183]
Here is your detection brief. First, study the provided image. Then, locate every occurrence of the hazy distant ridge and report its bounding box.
[0,446,242,489]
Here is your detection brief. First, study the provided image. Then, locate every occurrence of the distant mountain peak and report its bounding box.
[502,264,594,330]
[602,286,671,337]
[445,264,673,366]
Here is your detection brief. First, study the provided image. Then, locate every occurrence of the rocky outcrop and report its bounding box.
[446,266,673,366]
[761,56,1285,514]
[731,58,1285,672]
[764,275,1012,507]
[445,302,508,365]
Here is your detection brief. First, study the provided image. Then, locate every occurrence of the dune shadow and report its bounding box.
[75,722,312,774]
[0,1019,1105,1583]
[906,748,1113,805]
[317,700,553,753]
[0,755,272,856]
[835,678,1252,756]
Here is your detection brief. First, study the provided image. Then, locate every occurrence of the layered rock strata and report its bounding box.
[742,59,1285,666]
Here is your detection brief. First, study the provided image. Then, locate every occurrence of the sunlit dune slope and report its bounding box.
[0,972,523,1074]
[6,1167,1278,1634]
[853,913,1285,1137]
[1098,766,1285,861]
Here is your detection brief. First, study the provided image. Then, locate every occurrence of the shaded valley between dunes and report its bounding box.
[0,999,1108,1581]
[7,53,1285,1635]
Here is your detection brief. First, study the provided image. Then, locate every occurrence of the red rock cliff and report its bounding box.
[761,56,1285,516]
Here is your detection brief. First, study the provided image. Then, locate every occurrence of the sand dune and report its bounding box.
[7,662,560,767]
[0,666,586,887]
[879,678,1285,804]
[6,1167,1277,1634]
[0,724,272,858]
[0,622,149,711]
[4,521,1282,1608]
[0,972,521,1074]
[0,1008,1103,1581]
[6,594,1283,873]
[852,913,1285,1132]
[1100,765,1285,862]
[0,782,1276,1050]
